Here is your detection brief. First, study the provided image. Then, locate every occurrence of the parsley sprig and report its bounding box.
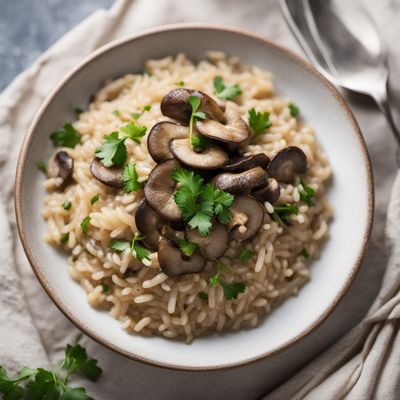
[95,122,147,167]
[172,168,234,236]
[188,96,207,148]
[238,248,253,263]
[248,108,271,135]
[0,338,101,400]
[271,204,299,226]
[122,162,143,193]
[213,76,242,100]
[209,259,246,300]
[51,123,80,148]
[289,102,300,117]
[177,239,198,257]
[110,234,151,263]
[298,180,315,207]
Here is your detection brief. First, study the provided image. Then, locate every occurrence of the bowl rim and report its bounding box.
[14,22,374,371]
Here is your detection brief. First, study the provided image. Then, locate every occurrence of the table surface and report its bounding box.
[0,0,114,91]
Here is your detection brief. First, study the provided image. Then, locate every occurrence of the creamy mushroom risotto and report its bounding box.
[41,53,332,342]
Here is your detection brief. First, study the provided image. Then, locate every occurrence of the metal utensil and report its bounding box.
[280,0,400,146]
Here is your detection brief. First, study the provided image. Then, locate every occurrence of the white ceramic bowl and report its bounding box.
[15,24,373,370]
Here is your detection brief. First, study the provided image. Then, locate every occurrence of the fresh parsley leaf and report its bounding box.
[80,216,91,233]
[298,180,315,207]
[191,135,210,152]
[213,76,242,100]
[90,194,99,205]
[187,95,205,145]
[289,102,300,117]
[248,108,272,135]
[271,204,299,226]
[112,110,120,116]
[37,160,47,174]
[60,233,70,245]
[198,291,209,301]
[200,184,233,224]
[74,108,84,117]
[143,105,151,112]
[131,112,141,120]
[131,235,151,262]
[120,123,147,144]
[109,239,130,252]
[95,131,127,167]
[177,239,198,257]
[100,283,109,294]
[238,248,253,262]
[122,163,143,193]
[220,281,246,300]
[299,248,310,259]
[0,339,101,400]
[186,201,214,236]
[51,123,80,148]
[63,201,72,210]
[175,81,185,87]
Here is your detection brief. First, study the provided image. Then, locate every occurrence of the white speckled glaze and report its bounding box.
[15,24,373,370]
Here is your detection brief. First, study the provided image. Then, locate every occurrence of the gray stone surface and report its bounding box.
[0,0,114,91]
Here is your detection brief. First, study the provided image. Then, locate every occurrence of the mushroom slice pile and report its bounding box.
[196,102,249,144]
[228,195,265,241]
[158,237,206,277]
[268,146,307,183]
[161,88,226,124]
[48,151,74,190]
[252,177,281,204]
[170,138,228,169]
[144,159,182,222]
[222,153,270,172]
[185,222,228,260]
[135,199,178,251]
[147,122,188,163]
[211,166,268,194]
[90,158,123,188]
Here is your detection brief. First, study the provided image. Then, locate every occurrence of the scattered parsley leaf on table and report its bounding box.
[0,339,101,400]
[298,180,315,207]
[213,76,242,100]
[122,163,143,193]
[238,248,253,262]
[289,102,300,117]
[177,239,198,257]
[248,108,272,135]
[51,123,81,148]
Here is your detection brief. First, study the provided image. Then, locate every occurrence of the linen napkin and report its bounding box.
[1,0,400,399]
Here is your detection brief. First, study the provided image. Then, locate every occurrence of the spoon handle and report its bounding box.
[372,90,400,147]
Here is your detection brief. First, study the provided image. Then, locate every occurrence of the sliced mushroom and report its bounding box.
[195,102,249,144]
[48,151,74,190]
[252,178,281,204]
[161,88,226,124]
[158,237,206,277]
[90,158,123,188]
[267,146,307,183]
[147,122,188,163]
[222,153,270,172]
[135,199,176,250]
[185,222,228,260]
[211,167,268,194]
[144,159,182,222]
[228,195,264,241]
[170,138,228,169]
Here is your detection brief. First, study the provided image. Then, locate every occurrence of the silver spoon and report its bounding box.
[280,0,400,146]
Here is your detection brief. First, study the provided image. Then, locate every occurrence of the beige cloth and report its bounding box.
[1,0,399,399]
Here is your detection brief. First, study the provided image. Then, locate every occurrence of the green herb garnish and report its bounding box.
[80,216,91,233]
[177,239,198,257]
[74,107,84,116]
[299,248,310,259]
[131,112,141,120]
[37,160,47,174]
[112,110,121,116]
[120,123,147,144]
[110,235,150,263]
[143,105,151,112]
[63,201,72,210]
[271,204,299,226]
[122,162,143,193]
[188,96,207,147]
[175,81,185,87]
[198,291,209,301]
[50,123,80,148]
[289,102,300,117]
[213,76,242,100]
[209,259,246,300]
[238,248,253,263]
[248,108,271,135]
[298,180,315,207]
[191,135,210,152]
[172,168,234,236]
[109,239,131,252]
[101,283,109,293]
[60,233,69,245]
[0,337,101,400]
[90,194,99,205]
